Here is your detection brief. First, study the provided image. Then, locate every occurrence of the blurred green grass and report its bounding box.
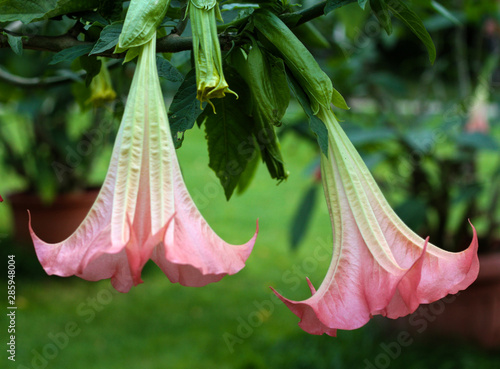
[1,125,500,369]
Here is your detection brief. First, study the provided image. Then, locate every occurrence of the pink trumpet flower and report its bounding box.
[272,107,479,336]
[30,34,258,293]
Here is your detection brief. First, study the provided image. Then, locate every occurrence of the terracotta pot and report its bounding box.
[8,190,98,244]
[392,253,500,348]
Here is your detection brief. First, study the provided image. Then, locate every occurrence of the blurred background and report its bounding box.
[1,0,500,368]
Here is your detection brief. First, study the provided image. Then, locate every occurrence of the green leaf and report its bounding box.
[49,44,93,65]
[4,32,23,55]
[456,132,500,151]
[430,1,461,26]
[90,22,123,55]
[0,0,57,23]
[204,93,255,200]
[123,47,140,63]
[0,0,99,23]
[168,69,206,148]
[253,109,288,181]
[370,0,392,35]
[324,0,356,15]
[291,22,330,49]
[287,72,329,156]
[309,115,329,156]
[261,50,290,124]
[79,55,102,87]
[358,0,369,10]
[290,184,318,250]
[387,0,436,64]
[97,0,124,23]
[156,56,183,82]
[80,11,110,26]
[231,46,288,182]
[253,10,332,114]
[236,149,260,195]
[232,45,289,126]
[332,87,349,110]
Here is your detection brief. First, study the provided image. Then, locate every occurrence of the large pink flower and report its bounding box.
[272,107,479,335]
[30,34,257,293]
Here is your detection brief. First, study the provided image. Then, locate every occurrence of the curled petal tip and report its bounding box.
[305,277,317,295]
[274,107,480,335]
[270,286,337,336]
[28,34,257,292]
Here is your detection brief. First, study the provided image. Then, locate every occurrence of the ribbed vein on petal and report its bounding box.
[272,106,479,335]
[31,32,257,292]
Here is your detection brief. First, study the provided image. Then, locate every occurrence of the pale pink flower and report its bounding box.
[465,100,490,133]
[272,107,479,335]
[30,34,257,293]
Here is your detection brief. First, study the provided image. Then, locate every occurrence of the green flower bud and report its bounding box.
[189,0,236,109]
[117,0,171,52]
[253,10,348,114]
[231,45,288,181]
[86,60,116,106]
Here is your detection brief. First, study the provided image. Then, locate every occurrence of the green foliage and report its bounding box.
[324,0,356,15]
[168,69,205,148]
[2,32,23,55]
[90,22,123,55]
[287,74,329,156]
[49,44,94,65]
[0,0,99,23]
[2,0,495,247]
[203,91,256,200]
[97,0,124,23]
[456,132,500,151]
[79,55,102,87]
[370,0,393,34]
[430,1,460,26]
[254,10,334,114]
[231,43,289,181]
[387,0,437,64]
[358,0,369,10]
[156,55,183,82]
[0,0,443,198]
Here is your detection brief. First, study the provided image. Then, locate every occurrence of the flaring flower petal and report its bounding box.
[272,108,479,335]
[30,34,257,292]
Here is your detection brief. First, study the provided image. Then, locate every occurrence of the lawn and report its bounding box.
[2,123,500,369]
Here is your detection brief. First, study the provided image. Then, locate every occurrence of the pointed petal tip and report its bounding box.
[269,286,292,305]
[269,286,337,336]
[244,218,260,251]
[459,220,480,285]
[305,277,317,295]
[28,209,57,275]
